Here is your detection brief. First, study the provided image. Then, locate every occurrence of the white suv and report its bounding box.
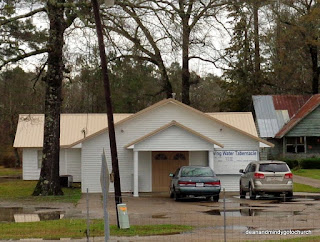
[239,161,293,199]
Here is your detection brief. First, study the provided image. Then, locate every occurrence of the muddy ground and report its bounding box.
[1,192,320,241]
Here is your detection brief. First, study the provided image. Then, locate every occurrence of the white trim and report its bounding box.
[133,150,139,197]
[259,142,271,148]
[208,150,214,170]
[65,149,68,174]
[71,143,82,148]
[149,152,152,191]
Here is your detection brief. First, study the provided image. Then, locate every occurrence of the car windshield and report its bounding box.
[181,167,215,177]
[259,163,289,172]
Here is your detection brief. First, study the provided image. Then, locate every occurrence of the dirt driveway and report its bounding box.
[75,192,320,241]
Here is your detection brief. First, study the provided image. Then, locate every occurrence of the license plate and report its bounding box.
[196,183,204,187]
[267,177,282,181]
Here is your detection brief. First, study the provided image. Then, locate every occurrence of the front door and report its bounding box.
[152,151,189,192]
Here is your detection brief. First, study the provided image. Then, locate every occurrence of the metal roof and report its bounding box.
[253,95,311,138]
[13,113,132,148]
[272,95,311,118]
[206,112,258,137]
[275,94,320,138]
[253,96,281,138]
[14,99,269,148]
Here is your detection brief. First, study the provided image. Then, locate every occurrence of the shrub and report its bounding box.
[300,158,320,169]
[282,158,300,169]
[280,157,320,169]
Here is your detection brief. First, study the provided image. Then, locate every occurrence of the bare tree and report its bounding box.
[152,0,228,104]
[101,1,173,98]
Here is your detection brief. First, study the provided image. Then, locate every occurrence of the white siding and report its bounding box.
[22,148,40,180]
[66,149,81,182]
[22,148,70,181]
[60,149,67,175]
[218,175,241,191]
[135,126,214,151]
[82,102,260,193]
[189,151,207,166]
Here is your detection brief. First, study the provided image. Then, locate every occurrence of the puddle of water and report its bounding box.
[203,208,302,217]
[152,214,168,219]
[0,207,64,223]
[240,203,277,208]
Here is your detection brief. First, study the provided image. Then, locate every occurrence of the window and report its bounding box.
[154,153,168,160]
[181,167,214,177]
[259,163,289,172]
[173,153,186,160]
[244,164,251,173]
[37,150,43,169]
[249,164,256,173]
[286,137,305,153]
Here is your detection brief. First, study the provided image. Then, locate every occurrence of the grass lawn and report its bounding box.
[0,166,22,177]
[0,219,193,240]
[0,180,81,204]
[292,169,320,180]
[264,235,320,242]
[293,183,320,193]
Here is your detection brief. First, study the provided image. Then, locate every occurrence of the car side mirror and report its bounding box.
[169,173,174,177]
[239,169,244,174]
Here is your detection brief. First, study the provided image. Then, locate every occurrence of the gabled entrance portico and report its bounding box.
[125,120,223,197]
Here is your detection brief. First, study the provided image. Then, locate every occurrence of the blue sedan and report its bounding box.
[169,166,221,202]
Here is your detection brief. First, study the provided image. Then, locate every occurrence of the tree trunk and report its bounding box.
[253,1,261,92]
[33,0,65,196]
[181,18,191,105]
[159,62,173,98]
[309,44,319,94]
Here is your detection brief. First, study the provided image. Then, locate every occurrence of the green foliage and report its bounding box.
[292,169,320,180]
[282,158,320,169]
[63,58,164,113]
[0,67,45,165]
[293,183,320,193]
[0,180,81,203]
[219,1,258,111]
[0,165,21,176]
[282,158,300,169]
[0,219,193,239]
[300,158,320,169]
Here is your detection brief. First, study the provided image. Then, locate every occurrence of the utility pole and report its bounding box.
[91,0,122,228]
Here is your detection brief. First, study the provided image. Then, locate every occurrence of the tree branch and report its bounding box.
[0,7,46,26]
[0,48,48,70]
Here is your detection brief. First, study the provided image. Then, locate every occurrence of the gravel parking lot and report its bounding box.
[76,192,320,241]
[1,191,320,241]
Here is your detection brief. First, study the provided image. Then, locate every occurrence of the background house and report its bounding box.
[14,99,273,194]
[253,95,320,159]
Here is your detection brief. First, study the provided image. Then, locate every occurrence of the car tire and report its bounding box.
[240,185,246,199]
[205,196,212,201]
[249,184,256,200]
[213,195,219,202]
[285,192,293,201]
[173,190,180,201]
[169,189,174,198]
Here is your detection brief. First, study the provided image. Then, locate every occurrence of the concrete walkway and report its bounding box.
[294,174,320,188]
